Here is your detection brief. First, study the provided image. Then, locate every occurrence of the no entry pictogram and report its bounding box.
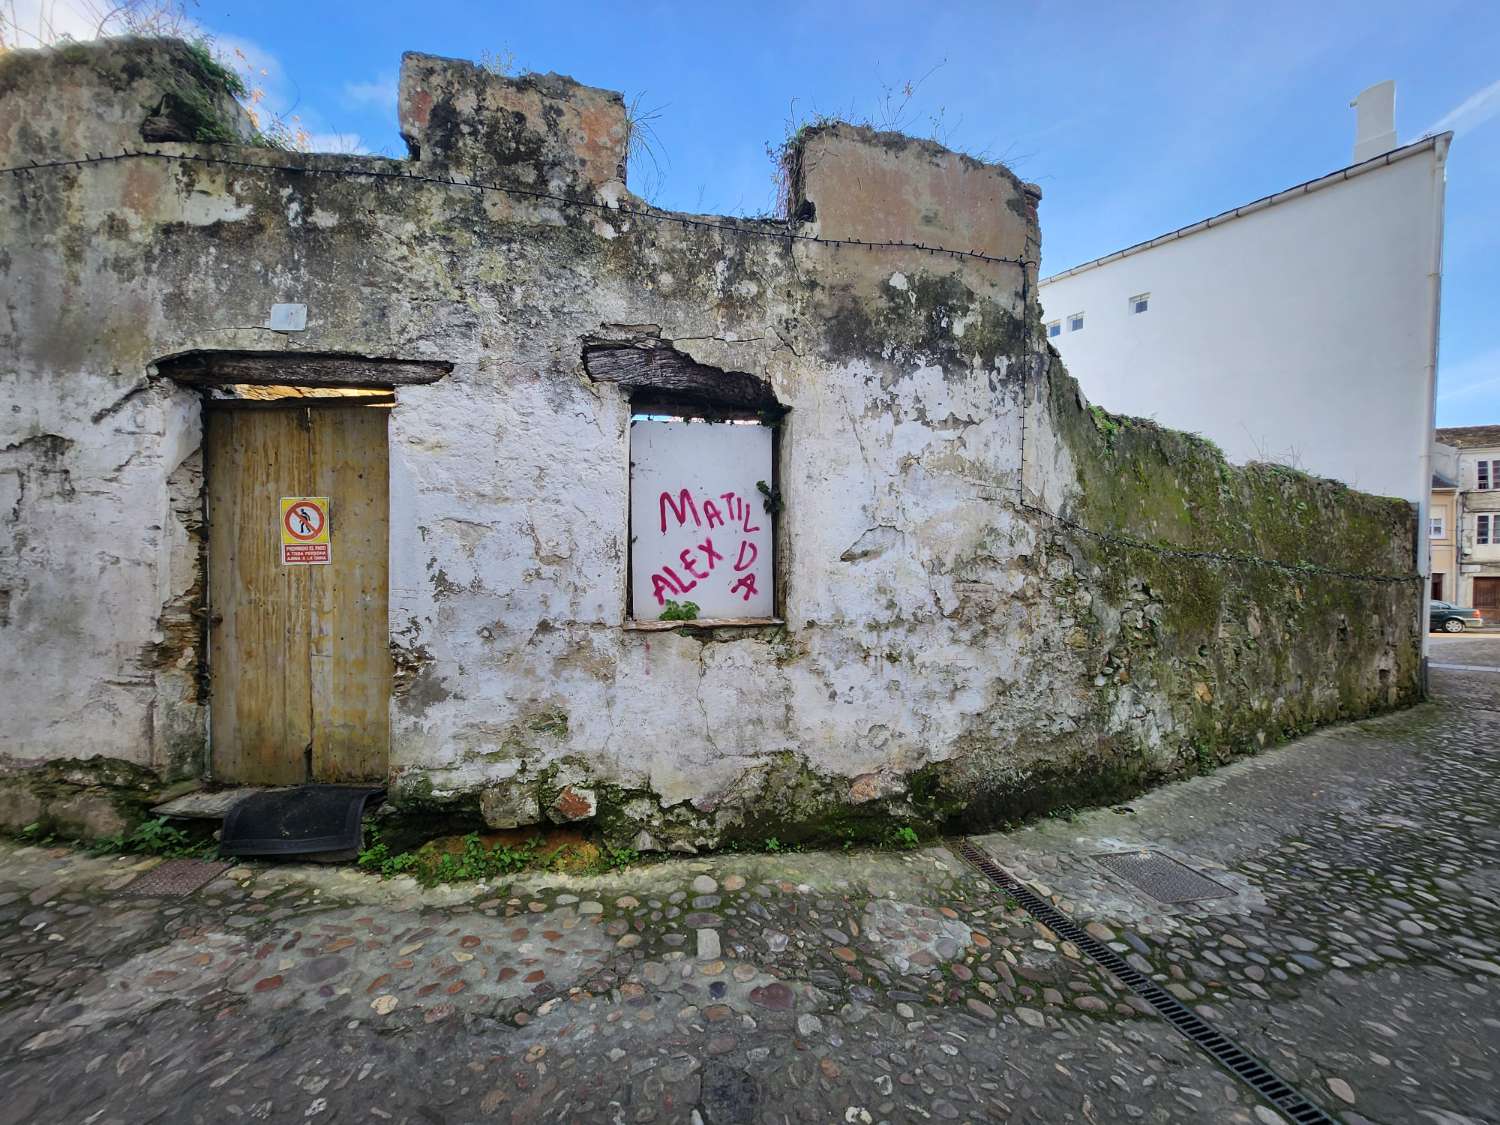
[284,500,325,540]
[280,496,331,565]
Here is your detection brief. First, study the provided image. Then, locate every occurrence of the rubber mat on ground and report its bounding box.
[219,785,384,856]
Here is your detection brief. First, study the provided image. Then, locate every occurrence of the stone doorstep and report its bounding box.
[152,786,292,820]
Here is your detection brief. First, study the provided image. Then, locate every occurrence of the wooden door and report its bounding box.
[1474,577,1500,613]
[205,403,390,784]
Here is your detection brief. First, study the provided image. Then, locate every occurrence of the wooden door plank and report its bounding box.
[309,405,390,781]
[279,410,316,782]
[206,408,314,785]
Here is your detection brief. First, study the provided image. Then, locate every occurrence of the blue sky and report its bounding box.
[15,0,1498,423]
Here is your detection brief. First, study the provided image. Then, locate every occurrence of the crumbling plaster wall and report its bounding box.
[0,40,1421,844]
[0,36,253,162]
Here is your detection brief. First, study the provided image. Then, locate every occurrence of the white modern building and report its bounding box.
[1040,83,1450,557]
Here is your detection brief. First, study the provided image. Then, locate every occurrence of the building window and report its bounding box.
[1046,320,1061,339]
[1479,514,1492,545]
[629,415,775,621]
[1068,313,1084,332]
[1432,573,1444,601]
[1480,460,1495,490]
[1430,513,1446,538]
[1129,293,1149,314]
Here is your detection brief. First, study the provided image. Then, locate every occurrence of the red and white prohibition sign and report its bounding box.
[284,499,326,541]
[280,496,331,564]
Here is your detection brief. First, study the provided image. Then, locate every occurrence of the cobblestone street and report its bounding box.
[0,640,1496,1125]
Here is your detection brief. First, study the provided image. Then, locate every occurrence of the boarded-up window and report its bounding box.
[630,419,774,620]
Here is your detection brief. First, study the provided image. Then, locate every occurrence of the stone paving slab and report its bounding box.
[152,786,287,819]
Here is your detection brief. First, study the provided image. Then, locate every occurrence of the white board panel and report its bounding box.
[630,419,774,619]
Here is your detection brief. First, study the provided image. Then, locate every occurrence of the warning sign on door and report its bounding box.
[280,497,331,565]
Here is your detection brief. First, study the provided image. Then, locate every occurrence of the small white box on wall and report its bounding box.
[268,303,307,332]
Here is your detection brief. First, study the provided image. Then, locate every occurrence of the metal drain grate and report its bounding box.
[1095,850,1236,904]
[952,838,1335,1125]
[122,858,230,897]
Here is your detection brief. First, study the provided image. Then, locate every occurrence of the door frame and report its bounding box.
[157,349,450,784]
[1472,576,1500,613]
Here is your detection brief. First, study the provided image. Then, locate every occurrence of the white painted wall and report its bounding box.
[1432,440,1460,486]
[1455,446,1500,496]
[1040,139,1448,509]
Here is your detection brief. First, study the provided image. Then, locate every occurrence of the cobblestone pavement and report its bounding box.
[0,642,1495,1124]
[973,635,1500,1125]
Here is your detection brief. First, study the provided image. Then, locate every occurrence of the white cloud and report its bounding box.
[342,73,399,116]
[209,33,371,153]
[1,0,126,47]
[207,30,303,127]
[1424,78,1500,138]
[1437,344,1500,403]
[305,131,364,154]
[1,0,371,154]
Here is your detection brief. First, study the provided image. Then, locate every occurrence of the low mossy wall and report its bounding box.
[991,361,1424,808]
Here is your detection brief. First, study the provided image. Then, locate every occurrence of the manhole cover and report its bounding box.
[1094,851,1235,904]
[122,858,230,897]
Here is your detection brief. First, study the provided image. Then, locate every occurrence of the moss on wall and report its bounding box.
[1013,357,1423,814]
[0,39,1425,858]
[1048,364,1416,575]
[822,269,1029,375]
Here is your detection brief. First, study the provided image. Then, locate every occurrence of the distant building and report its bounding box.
[1040,82,1450,566]
[1430,440,1459,602]
[1433,427,1500,613]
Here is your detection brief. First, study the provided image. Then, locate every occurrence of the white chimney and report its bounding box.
[1350,81,1397,163]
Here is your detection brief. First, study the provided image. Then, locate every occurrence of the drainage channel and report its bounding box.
[950,837,1337,1125]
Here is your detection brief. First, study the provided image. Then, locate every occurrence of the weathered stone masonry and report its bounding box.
[0,38,1422,845]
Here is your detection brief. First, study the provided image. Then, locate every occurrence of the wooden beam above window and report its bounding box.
[155,350,453,388]
[583,341,784,415]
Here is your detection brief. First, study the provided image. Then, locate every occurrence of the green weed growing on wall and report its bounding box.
[660,600,701,621]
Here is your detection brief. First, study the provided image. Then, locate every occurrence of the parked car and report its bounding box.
[1430,601,1483,633]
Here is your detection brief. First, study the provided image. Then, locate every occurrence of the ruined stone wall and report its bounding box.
[0,39,1421,845]
[985,365,1424,825]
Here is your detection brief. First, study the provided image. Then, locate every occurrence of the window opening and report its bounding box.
[629,410,776,622]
